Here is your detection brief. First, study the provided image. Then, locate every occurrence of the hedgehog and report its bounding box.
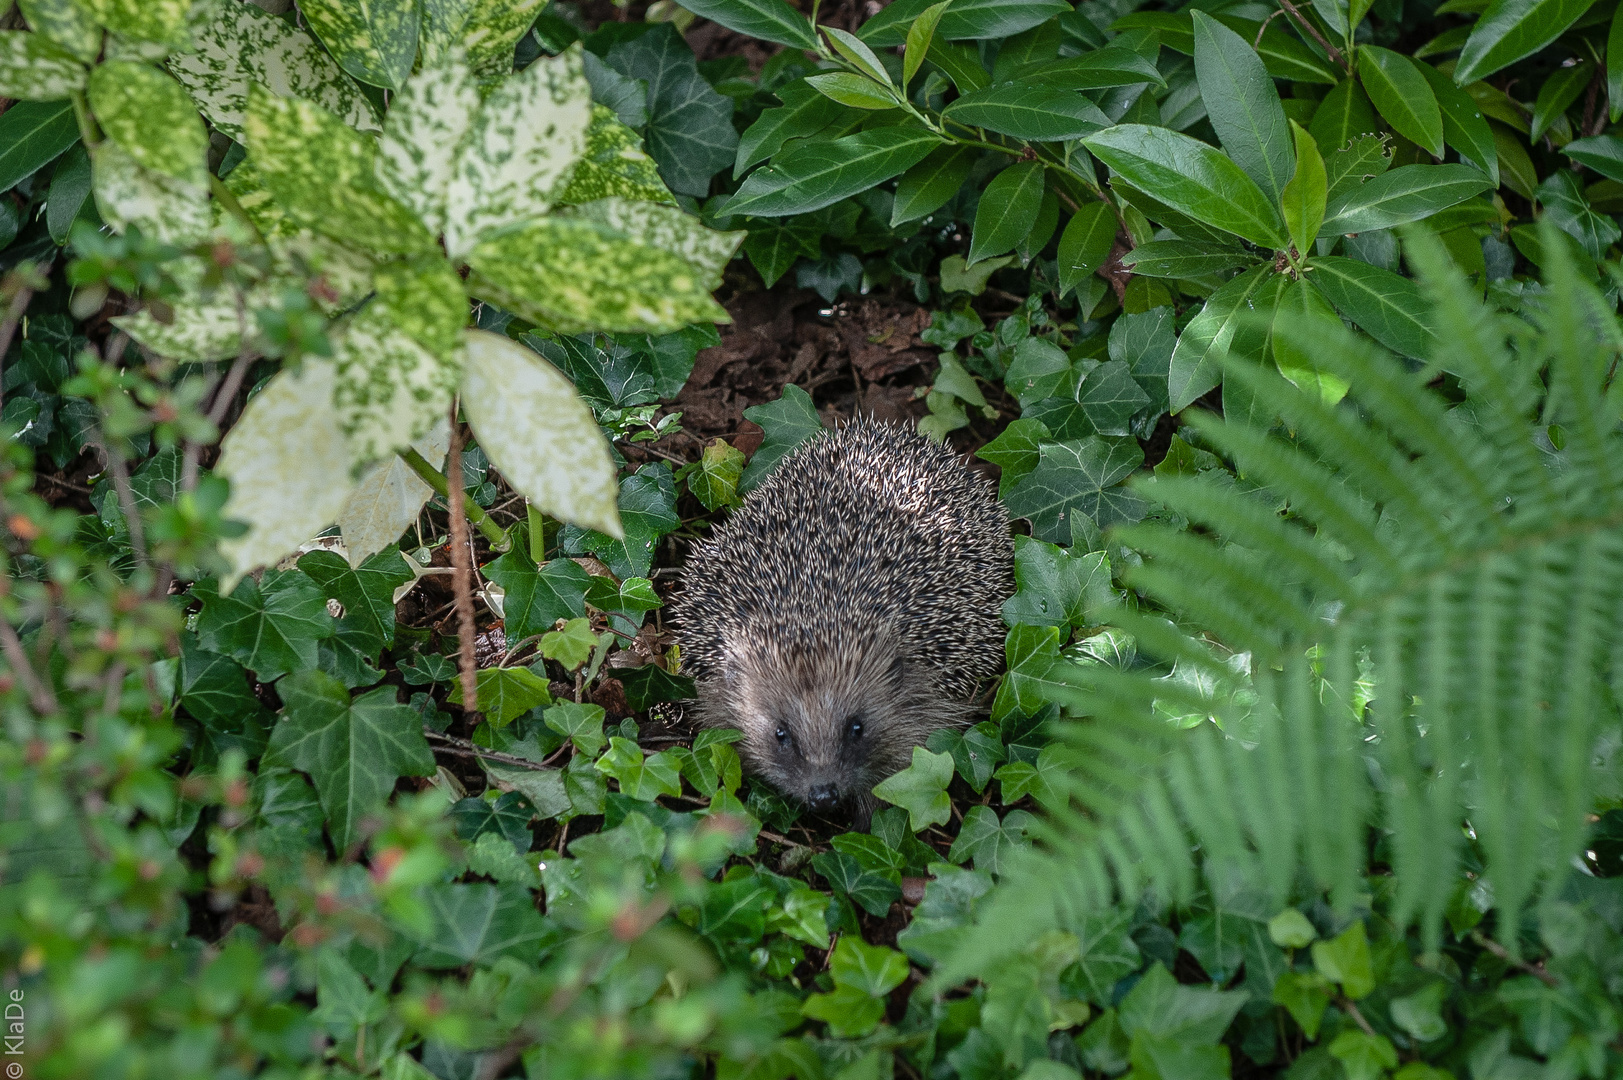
[673,418,1015,824]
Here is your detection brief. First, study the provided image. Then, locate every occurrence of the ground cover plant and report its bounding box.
[0,0,1621,1078]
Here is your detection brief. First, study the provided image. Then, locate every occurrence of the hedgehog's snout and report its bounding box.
[806,783,839,812]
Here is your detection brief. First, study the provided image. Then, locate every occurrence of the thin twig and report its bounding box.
[104,447,149,571]
[1472,931,1559,987]
[0,612,57,714]
[446,401,479,715]
[423,729,560,771]
[206,349,259,428]
[0,261,50,408]
[1275,0,1349,73]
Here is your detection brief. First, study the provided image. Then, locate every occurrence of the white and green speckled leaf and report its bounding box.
[168,1,379,141]
[89,61,208,186]
[18,0,102,63]
[113,288,255,361]
[338,419,449,567]
[556,105,674,207]
[217,359,356,587]
[244,84,434,255]
[0,32,87,100]
[459,329,621,538]
[467,216,730,335]
[443,44,591,257]
[373,255,468,362]
[331,305,459,469]
[82,0,210,49]
[224,158,378,306]
[91,140,211,245]
[421,0,547,81]
[567,198,743,290]
[377,54,479,239]
[299,0,419,91]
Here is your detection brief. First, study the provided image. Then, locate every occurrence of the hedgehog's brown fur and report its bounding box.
[673,418,1015,823]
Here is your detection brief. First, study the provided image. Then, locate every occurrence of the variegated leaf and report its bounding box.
[421,0,547,82]
[17,0,102,62]
[556,105,674,207]
[89,61,208,186]
[114,288,256,361]
[331,305,459,468]
[377,54,479,239]
[298,0,419,91]
[466,217,730,335]
[81,0,210,49]
[243,84,434,255]
[372,255,468,362]
[0,31,86,100]
[223,158,378,308]
[459,329,621,537]
[168,0,380,141]
[443,44,591,257]
[92,140,211,245]
[568,198,743,290]
[217,358,356,589]
[337,420,450,567]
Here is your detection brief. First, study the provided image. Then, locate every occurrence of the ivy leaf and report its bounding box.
[177,636,272,761]
[411,882,558,968]
[264,671,436,849]
[976,418,1051,498]
[1076,361,1152,436]
[1002,436,1148,544]
[451,791,535,852]
[484,763,573,822]
[740,385,824,491]
[540,617,597,669]
[926,721,1006,794]
[299,549,414,657]
[872,747,955,832]
[696,874,773,944]
[604,25,739,197]
[688,438,746,510]
[1311,921,1375,999]
[801,985,886,1039]
[195,570,335,682]
[810,851,902,916]
[618,664,697,711]
[559,463,679,579]
[584,575,662,618]
[467,831,543,887]
[1002,536,1115,631]
[1118,962,1248,1043]
[948,805,1037,874]
[399,651,457,686]
[475,666,553,728]
[544,702,608,756]
[595,736,682,800]
[994,624,1067,719]
[459,330,622,539]
[483,552,591,643]
[831,832,907,873]
[766,887,833,948]
[1066,912,1143,1006]
[1273,971,1332,1038]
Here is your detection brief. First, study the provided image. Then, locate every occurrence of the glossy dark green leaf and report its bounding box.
[451,792,535,852]
[1611,1,1623,122]
[45,141,91,243]
[298,549,413,657]
[740,384,824,490]
[1308,255,1437,359]
[1563,134,1623,182]
[0,100,77,193]
[1320,163,1493,234]
[1360,46,1444,158]
[1531,60,1592,142]
[810,851,902,916]
[904,1,951,87]
[1324,133,1393,205]
[264,671,436,849]
[1192,11,1293,203]
[926,39,991,93]
[1166,266,1274,410]
[859,0,1071,46]
[1120,239,1253,278]
[618,664,697,711]
[678,0,817,48]
[1056,201,1117,298]
[926,721,1007,793]
[195,570,335,682]
[1282,120,1327,251]
[481,552,591,642]
[1084,124,1288,248]
[969,161,1046,265]
[559,463,679,579]
[1415,61,1499,184]
[412,883,557,968]
[178,636,272,760]
[1537,169,1619,258]
[735,80,849,178]
[976,417,1052,497]
[1271,278,1351,405]
[1308,78,1381,155]
[1077,360,1152,434]
[943,83,1111,141]
[607,25,739,196]
[1117,12,1339,82]
[805,71,899,110]
[947,805,1037,874]
[1021,46,1166,90]
[1454,0,1599,85]
[728,126,942,217]
[1002,435,1148,542]
[1001,535,1114,631]
[892,145,975,225]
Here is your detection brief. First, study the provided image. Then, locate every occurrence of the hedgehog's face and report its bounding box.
[715,631,920,818]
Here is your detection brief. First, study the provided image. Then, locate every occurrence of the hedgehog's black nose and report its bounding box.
[807,784,839,812]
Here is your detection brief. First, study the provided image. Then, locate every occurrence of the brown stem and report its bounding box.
[423,729,569,770]
[105,446,149,571]
[1276,0,1349,73]
[446,401,479,714]
[0,611,57,714]
[1472,930,1559,987]
[206,349,259,429]
[0,261,51,409]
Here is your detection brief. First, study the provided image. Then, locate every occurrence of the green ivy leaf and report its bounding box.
[411,882,557,967]
[595,736,682,800]
[475,666,553,728]
[801,984,886,1039]
[559,463,678,579]
[299,549,414,657]
[948,805,1037,874]
[604,26,738,197]
[1118,962,1248,1043]
[540,617,597,669]
[1001,537,1114,631]
[740,385,824,491]
[872,747,954,831]
[926,721,1007,794]
[451,791,535,851]
[483,764,572,821]
[618,664,697,711]
[398,651,457,685]
[1076,361,1152,436]
[264,671,436,849]
[178,636,272,760]
[976,417,1051,498]
[467,831,542,887]
[483,553,591,643]
[543,702,607,756]
[195,570,335,682]
[832,935,910,996]
[1268,908,1318,948]
[687,439,746,512]
[810,851,902,916]
[1067,912,1143,1007]
[1311,920,1375,999]
[1328,1030,1398,1080]
[1002,435,1147,544]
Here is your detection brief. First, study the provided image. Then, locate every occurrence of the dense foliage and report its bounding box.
[0,0,1621,1078]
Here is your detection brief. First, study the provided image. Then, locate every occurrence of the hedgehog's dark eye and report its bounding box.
[775,725,790,746]
[847,718,864,740]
